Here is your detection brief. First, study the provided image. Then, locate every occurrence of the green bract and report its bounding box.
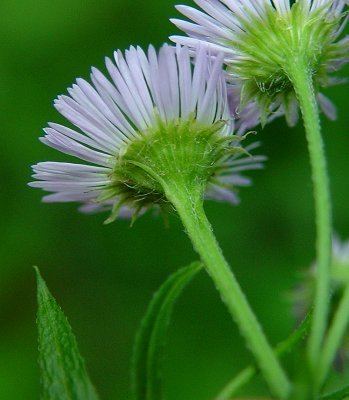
[102,118,243,223]
[171,0,348,126]
[229,2,347,122]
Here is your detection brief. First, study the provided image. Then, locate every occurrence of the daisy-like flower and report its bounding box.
[171,0,349,125]
[30,44,291,396]
[30,44,265,223]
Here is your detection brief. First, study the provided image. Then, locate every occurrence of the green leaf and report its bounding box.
[35,267,99,400]
[131,262,203,400]
[321,385,349,400]
[215,311,312,400]
[274,310,312,356]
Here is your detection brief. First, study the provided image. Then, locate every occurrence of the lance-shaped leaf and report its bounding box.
[35,267,99,400]
[321,385,349,400]
[131,261,203,400]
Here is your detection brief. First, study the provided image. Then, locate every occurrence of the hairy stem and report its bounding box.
[163,180,291,399]
[317,284,349,390]
[215,312,312,400]
[287,58,332,372]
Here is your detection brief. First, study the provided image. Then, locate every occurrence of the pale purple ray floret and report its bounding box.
[30,44,265,220]
[170,0,349,126]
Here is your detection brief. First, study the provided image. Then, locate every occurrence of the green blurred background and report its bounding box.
[0,1,348,398]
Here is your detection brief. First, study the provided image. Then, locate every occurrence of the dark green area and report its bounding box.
[0,1,348,399]
[132,262,202,400]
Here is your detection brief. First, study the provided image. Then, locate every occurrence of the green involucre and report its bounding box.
[100,117,242,222]
[226,1,347,123]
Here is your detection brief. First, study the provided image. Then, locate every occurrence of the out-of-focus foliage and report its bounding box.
[0,1,348,399]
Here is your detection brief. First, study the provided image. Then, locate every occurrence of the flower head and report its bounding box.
[171,0,349,126]
[30,44,265,223]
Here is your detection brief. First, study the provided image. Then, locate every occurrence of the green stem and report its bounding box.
[215,311,312,400]
[317,284,349,390]
[163,180,290,399]
[216,367,255,400]
[321,384,349,400]
[287,58,332,370]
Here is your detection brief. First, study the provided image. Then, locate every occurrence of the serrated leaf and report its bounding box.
[131,262,203,400]
[35,267,99,400]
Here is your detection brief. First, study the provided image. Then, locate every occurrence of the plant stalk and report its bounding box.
[215,311,312,400]
[317,284,349,390]
[163,180,291,399]
[287,58,332,372]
